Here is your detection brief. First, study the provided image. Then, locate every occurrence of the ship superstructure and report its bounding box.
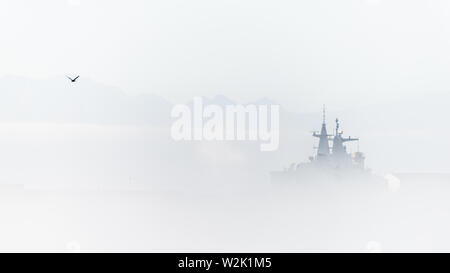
[311,106,364,170]
[271,106,367,184]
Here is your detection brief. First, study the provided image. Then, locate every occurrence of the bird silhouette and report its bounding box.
[66,75,80,82]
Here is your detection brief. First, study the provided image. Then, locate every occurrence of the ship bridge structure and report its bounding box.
[312,106,364,169]
[269,106,369,184]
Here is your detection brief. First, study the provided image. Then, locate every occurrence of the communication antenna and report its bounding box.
[335,118,339,135]
[322,104,326,124]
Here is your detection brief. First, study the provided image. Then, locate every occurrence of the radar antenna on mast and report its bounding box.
[335,118,340,135]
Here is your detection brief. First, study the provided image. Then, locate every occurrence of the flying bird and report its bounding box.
[66,75,80,83]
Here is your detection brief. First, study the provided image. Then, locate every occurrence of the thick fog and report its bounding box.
[0,77,447,252]
[1,0,450,252]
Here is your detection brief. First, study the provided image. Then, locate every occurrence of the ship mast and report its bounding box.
[313,105,331,158]
[332,118,359,156]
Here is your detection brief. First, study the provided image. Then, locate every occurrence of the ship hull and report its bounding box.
[270,167,386,190]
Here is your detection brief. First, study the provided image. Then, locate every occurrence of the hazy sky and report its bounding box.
[1,0,450,111]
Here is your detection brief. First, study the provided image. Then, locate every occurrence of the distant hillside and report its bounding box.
[0,76,172,125]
